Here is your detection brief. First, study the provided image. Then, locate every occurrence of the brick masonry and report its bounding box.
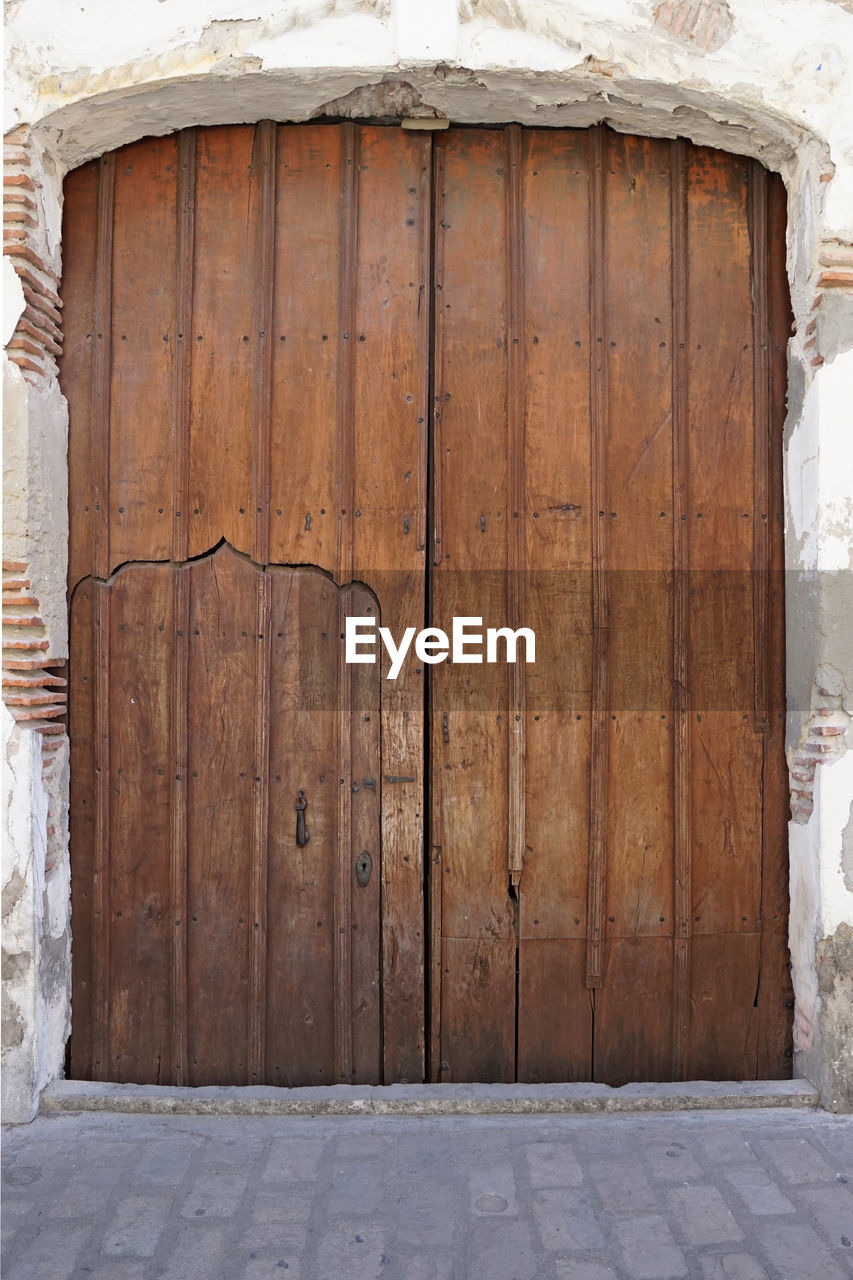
[3,126,64,389]
[2,560,67,872]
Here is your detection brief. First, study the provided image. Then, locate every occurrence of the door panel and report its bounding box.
[62,122,792,1087]
[69,547,382,1085]
[428,125,791,1083]
[63,123,429,1084]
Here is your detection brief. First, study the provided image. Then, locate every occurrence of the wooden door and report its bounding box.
[63,123,430,1085]
[69,550,381,1084]
[429,126,792,1084]
[62,122,791,1088]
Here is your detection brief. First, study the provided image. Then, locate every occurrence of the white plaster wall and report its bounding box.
[1,705,69,1123]
[3,0,853,1113]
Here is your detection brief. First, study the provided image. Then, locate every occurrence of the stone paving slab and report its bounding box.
[3,1106,853,1279]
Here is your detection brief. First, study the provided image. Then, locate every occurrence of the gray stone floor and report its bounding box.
[3,1106,853,1280]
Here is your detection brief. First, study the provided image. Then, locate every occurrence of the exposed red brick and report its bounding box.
[4,191,37,212]
[19,273,63,312]
[4,244,60,285]
[16,319,62,356]
[7,354,47,378]
[21,287,62,329]
[4,210,37,228]
[3,172,35,191]
[2,594,39,607]
[7,335,49,360]
[2,672,66,688]
[3,635,49,650]
[818,270,853,288]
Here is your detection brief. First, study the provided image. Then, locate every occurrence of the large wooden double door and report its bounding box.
[63,122,792,1087]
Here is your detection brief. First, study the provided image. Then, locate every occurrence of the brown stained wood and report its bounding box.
[601,135,674,963]
[750,162,771,734]
[249,572,272,1081]
[335,123,358,586]
[63,124,792,1088]
[92,582,111,1075]
[593,938,674,1084]
[68,582,97,1077]
[251,122,277,567]
[269,127,342,572]
[188,127,255,558]
[185,547,256,1083]
[671,136,691,1079]
[350,127,430,1081]
[62,161,98,591]
[505,124,527,892]
[172,130,196,564]
[758,172,794,1078]
[586,125,609,989]
[347,585,383,1085]
[520,129,591,959]
[107,566,173,1083]
[265,570,339,1085]
[687,933,760,1079]
[334,586,354,1083]
[92,155,115,581]
[430,129,514,1083]
[517,940,592,1082]
[109,136,177,572]
[170,569,189,1084]
[687,149,763,951]
[439,936,516,1083]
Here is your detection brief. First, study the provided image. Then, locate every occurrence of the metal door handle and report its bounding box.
[295,790,309,847]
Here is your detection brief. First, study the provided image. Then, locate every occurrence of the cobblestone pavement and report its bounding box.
[3,1106,853,1280]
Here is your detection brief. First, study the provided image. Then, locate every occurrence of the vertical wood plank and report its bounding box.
[249,572,272,1080]
[685,147,762,1077]
[188,126,255,558]
[172,130,196,564]
[269,126,341,570]
[517,124,592,1088]
[335,122,358,585]
[506,124,527,895]
[750,162,771,734]
[92,581,111,1076]
[349,127,430,1081]
[671,137,691,1080]
[348,584,383,1084]
[333,123,358,1081]
[108,566,173,1083]
[185,547,255,1084]
[109,137,177,571]
[252,121,277,567]
[757,170,794,1078]
[586,125,609,989]
[428,135,447,1080]
[92,154,115,580]
[62,161,98,590]
[265,568,338,1085]
[68,582,97,1077]
[170,569,189,1084]
[335,588,354,1082]
[430,128,514,1082]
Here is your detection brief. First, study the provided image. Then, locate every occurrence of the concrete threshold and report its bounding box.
[40,1077,820,1118]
